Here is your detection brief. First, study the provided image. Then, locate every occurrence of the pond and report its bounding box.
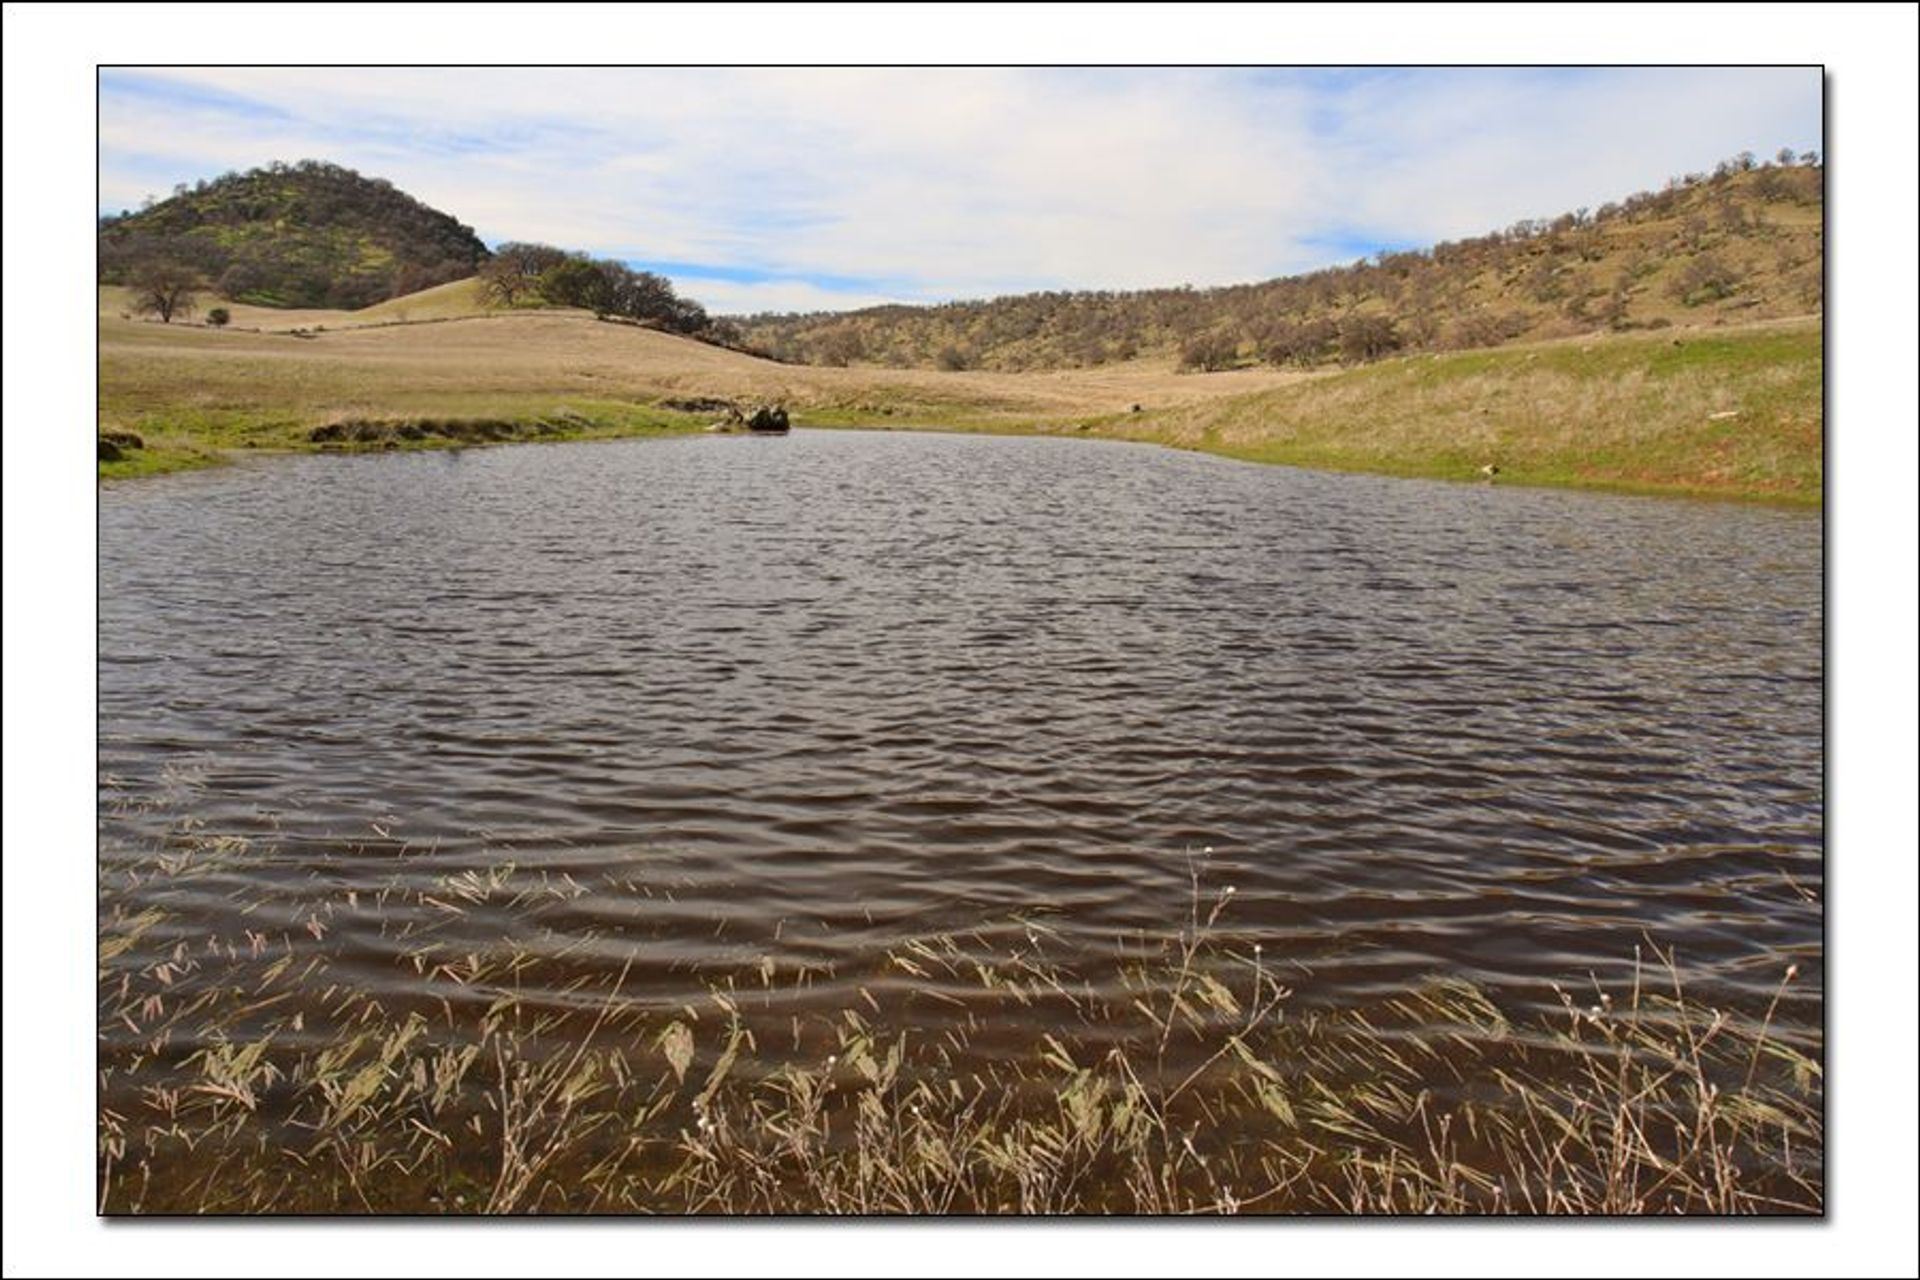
[97,430,1823,1208]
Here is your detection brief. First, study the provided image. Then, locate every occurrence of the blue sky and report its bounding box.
[98,67,1821,315]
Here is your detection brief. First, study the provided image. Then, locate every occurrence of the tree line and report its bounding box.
[99,160,730,344]
[478,243,733,341]
[731,150,1823,373]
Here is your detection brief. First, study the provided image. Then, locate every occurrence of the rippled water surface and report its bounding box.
[99,431,1823,1047]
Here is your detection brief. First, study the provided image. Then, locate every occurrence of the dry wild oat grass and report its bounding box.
[96,830,1821,1215]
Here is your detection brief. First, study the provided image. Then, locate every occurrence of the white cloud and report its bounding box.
[98,67,1821,313]
[674,277,924,316]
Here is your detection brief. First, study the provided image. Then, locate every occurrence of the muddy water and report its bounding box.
[98,430,1823,1068]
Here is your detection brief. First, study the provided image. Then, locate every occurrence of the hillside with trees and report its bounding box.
[731,152,1823,372]
[97,160,728,341]
[476,242,729,340]
[97,160,490,310]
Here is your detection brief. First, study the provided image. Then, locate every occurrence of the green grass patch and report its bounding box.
[99,399,706,480]
[1090,321,1822,504]
[97,442,226,480]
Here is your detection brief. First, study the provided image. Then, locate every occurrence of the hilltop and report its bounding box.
[95,151,1822,504]
[97,160,489,310]
[97,160,723,340]
[733,153,1823,373]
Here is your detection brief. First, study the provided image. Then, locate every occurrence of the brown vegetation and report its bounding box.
[97,831,1820,1214]
[734,156,1822,373]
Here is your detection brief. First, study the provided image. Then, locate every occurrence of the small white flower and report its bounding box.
[1225,886,1236,896]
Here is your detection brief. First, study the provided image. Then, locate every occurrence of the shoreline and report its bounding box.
[102,412,1822,510]
[98,311,1822,505]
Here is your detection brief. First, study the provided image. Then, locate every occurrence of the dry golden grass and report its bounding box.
[1085,318,1822,502]
[98,288,1817,502]
[97,299,1314,480]
[99,278,508,331]
[738,164,1824,370]
[97,825,1821,1215]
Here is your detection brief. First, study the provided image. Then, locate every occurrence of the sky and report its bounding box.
[97,67,1820,315]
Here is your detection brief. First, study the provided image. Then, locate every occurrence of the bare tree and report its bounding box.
[480,242,568,306]
[814,328,866,367]
[1178,332,1238,372]
[130,262,199,323]
[1667,252,1742,307]
[1338,313,1403,362]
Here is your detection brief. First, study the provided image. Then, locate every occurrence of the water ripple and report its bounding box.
[99,430,1823,1031]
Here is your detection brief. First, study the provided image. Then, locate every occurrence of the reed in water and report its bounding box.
[97,832,1820,1215]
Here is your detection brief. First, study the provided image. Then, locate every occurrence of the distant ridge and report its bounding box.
[732,152,1824,373]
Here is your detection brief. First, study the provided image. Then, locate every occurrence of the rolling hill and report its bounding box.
[97,160,489,309]
[95,151,1822,503]
[733,154,1823,373]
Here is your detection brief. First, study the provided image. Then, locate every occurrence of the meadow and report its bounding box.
[98,288,1819,503]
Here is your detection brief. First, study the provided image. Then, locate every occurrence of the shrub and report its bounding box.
[1668,252,1742,307]
[1443,309,1532,351]
[1260,318,1337,367]
[1338,314,1403,363]
[1178,333,1239,372]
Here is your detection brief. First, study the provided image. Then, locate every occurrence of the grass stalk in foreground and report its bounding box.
[96,829,1821,1214]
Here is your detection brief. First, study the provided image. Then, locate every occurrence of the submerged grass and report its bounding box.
[97,831,1821,1215]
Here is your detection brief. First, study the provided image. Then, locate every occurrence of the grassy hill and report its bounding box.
[1084,319,1821,501]
[95,149,1822,502]
[97,305,1306,450]
[98,160,489,310]
[734,156,1823,373]
[97,277,506,333]
[97,294,1818,503]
